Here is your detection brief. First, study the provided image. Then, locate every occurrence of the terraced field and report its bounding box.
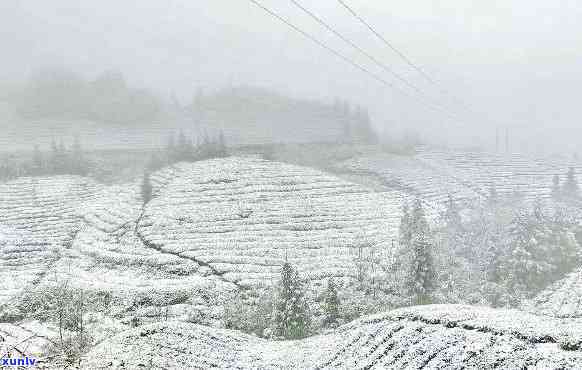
[59,183,235,323]
[1,157,410,331]
[0,176,100,306]
[340,148,582,210]
[139,157,409,287]
[84,304,582,369]
[0,226,56,306]
[0,176,100,245]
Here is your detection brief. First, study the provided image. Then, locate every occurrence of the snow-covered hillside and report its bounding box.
[0,176,100,306]
[0,226,57,306]
[340,148,582,211]
[1,157,410,335]
[529,267,582,318]
[132,157,412,289]
[0,176,100,245]
[84,304,582,369]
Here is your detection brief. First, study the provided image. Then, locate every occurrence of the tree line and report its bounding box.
[141,130,229,204]
[222,171,582,339]
[0,137,89,181]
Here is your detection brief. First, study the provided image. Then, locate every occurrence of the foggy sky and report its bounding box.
[1,0,581,155]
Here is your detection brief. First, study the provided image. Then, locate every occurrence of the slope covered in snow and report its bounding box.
[84,304,582,369]
[0,176,101,306]
[0,176,101,245]
[340,148,581,210]
[0,226,57,306]
[138,157,408,287]
[529,267,582,318]
[2,157,410,332]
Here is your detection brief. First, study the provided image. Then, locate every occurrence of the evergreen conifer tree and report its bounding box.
[71,135,86,175]
[217,130,227,157]
[562,167,580,201]
[32,145,43,175]
[272,262,310,339]
[406,232,436,305]
[398,202,412,249]
[141,171,153,205]
[323,278,340,328]
[404,199,435,305]
[552,175,561,201]
[50,139,59,173]
[502,202,555,298]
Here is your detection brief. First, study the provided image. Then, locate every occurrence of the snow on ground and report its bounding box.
[84,304,582,369]
[340,147,582,211]
[0,321,53,362]
[0,176,101,306]
[528,267,582,318]
[54,182,237,325]
[0,176,101,245]
[0,226,57,306]
[139,157,409,288]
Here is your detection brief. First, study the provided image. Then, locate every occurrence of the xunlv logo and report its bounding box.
[1,357,38,366]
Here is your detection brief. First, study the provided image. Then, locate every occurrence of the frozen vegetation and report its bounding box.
[2,150,582,368]
[84,305,582,369]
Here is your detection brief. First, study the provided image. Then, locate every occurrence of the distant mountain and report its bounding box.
[189,86,377,145]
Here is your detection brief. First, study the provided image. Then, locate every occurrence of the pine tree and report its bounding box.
[552,175,561,201]
[58,139,67,174]
[177,130,189,161]
[141,171,153,205]
[166,134,176,163]
[406,232,436,305]
[272,262,310,339]
[549,207,580,276]
[502,203,555,298]
[217,130,227,157]
[50,138,59,173]
[442,194,465,257]
[488,184,499,205]
[32,145,43,175]
[71,135,86,175]
[323,278,340,328]
[398,202,412,249]
[410,198,429,238]
[444,194,462,230]
[405,199,435,305]
[562,167,580,201]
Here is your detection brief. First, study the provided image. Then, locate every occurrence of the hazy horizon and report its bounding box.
[1,0,581,155]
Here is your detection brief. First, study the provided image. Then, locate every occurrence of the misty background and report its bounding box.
[1,0,580,155]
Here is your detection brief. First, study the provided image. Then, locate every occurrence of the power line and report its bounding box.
[288,0,464,120]
[245,0,461,121]
[336,0,438,85]
[336,0,478,116]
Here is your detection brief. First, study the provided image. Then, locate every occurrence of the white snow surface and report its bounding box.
[529,267,582,318]
[84,304,582,369]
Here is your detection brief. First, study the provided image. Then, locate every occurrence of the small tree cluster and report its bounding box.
[165,130,228,165]
[398,199,436,305]
[323,278,340,328]
[333,100,378,144]
[271,262,310,339]
[552,168,580,203]
[0,138,89,181]
[141,170,153,205]
[12,281,96,366]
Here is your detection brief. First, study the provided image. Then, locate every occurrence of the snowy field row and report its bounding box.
[139,157,410,287]
[340,148,582,211]
[84,304,582,369]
